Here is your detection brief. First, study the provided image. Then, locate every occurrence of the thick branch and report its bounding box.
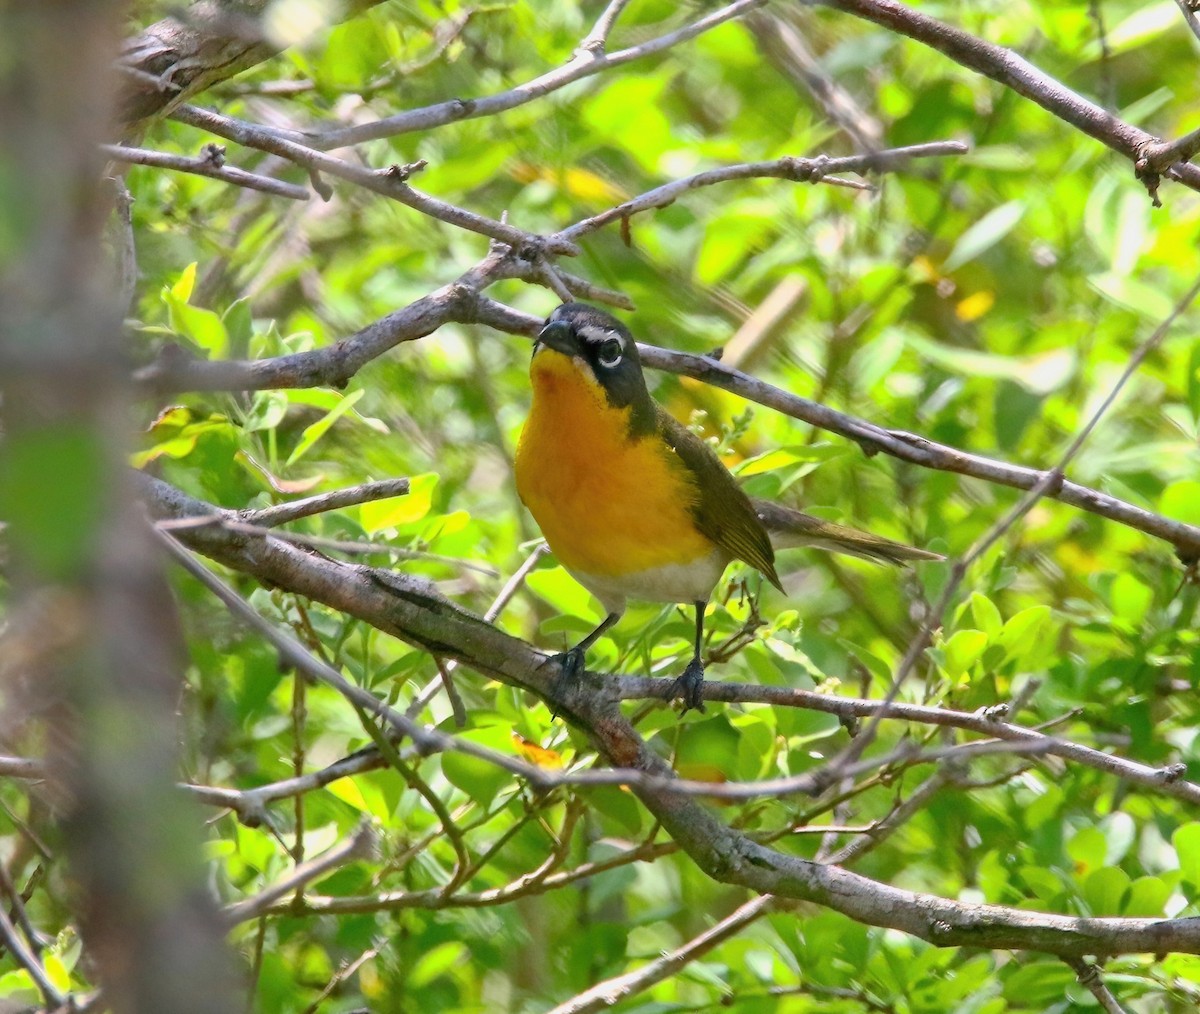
[117,0,387,127]
[133,280,1200,558]
[133,257,520,392]
[141,475,1200,958]
[2,3,238,1008]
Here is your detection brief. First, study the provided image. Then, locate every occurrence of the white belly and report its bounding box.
[568,550,728,612]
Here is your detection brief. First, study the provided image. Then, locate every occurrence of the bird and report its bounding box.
[513,302,942,713]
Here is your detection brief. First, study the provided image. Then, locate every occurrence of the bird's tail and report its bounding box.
[751,498,943,565]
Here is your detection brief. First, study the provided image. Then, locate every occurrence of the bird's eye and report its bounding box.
[597,338,623,367]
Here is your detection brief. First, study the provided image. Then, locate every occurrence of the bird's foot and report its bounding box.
[545,646,586,718]
[671,658,707,715]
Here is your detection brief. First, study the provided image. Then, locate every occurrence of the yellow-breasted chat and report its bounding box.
[514,302,942,712]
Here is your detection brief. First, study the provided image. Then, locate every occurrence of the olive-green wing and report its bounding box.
[751,498,944,565]
[657,409,783,591]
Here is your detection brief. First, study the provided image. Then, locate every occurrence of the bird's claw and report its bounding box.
[546,646,585,718]
[671,658,707,715]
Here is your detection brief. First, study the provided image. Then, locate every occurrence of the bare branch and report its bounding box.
[156,514,497,574]
[117,0,389,126]
[748,9,884,150]
[1142,124,1200,176]
[106,176,138,315]
[141,474,1200,958]
[576,0,634,56]
[181,749,392,827]
[1173,0,1200,46]
[557,142,968,242]
[306,0,769,149]
[637,338,1200,561]
[0,754,47,780]
[548,895,778,1014]
[809,0,1200,199]
[102,142,310,199]
[616,675,1200,803]
[271,839,678,916]
[224,822,377,925]
[169,105,579,254]
[1065,958,1130,1014]
[132,251,520,392]
[237,478,411,528]
[0,901,64,1008]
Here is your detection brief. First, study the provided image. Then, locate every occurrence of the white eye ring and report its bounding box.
[597,337,623,367]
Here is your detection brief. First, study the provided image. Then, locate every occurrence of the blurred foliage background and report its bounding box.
[6,0,1200,1010]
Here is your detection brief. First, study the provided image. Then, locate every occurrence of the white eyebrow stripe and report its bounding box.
[578,324,623,348]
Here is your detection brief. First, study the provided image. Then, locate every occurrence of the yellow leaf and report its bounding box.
[360,472,436,533]
[146,405,193,432]
[956,290,995,322]
[508,162,627,204]
[511,732,562,768]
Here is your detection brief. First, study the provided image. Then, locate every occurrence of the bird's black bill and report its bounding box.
[535,319,577,357]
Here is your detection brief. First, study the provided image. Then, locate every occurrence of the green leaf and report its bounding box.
[1083,866,1129,916]
[285,388,365,466]
[325,775,389,819]
[735,445,838,477]
[1110,572,1153,624]
[1105,1,1179,51]
[408,941,468,989]
[943,201,1025,272]
[170,261,197,302]
[1174,823,1200,887]
[1111,190,1148,275]
[1068,826,1107,874]
[1100,812,1136,864]
[243,391,288,433]
[1020,865,1064,901]
[43,953,72,994]
[1002,960,1075,1005]
[967,592,1003,641]
[1125,875,1170,916]
[168,301,229,358]
[1188,341,1200,424]
[1160,480,1200,527]
[907,335,1074,394]
[997,605,1052,662]
[1089,271,1174,320]
[941,629,988,678]
[223,297,254,350]
[441,749,508,808]
[588,785,644,835]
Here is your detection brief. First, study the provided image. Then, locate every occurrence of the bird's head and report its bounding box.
[532,303,652,424]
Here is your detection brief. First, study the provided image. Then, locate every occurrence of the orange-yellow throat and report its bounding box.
[515,349,714,579]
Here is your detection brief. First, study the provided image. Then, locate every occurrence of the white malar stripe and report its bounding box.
[568,550,728,611]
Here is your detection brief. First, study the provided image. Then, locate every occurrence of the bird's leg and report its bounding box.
[672,600,708,714]
[547,611,621,705]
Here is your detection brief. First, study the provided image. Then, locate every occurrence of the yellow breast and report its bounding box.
[514,352,715,579]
